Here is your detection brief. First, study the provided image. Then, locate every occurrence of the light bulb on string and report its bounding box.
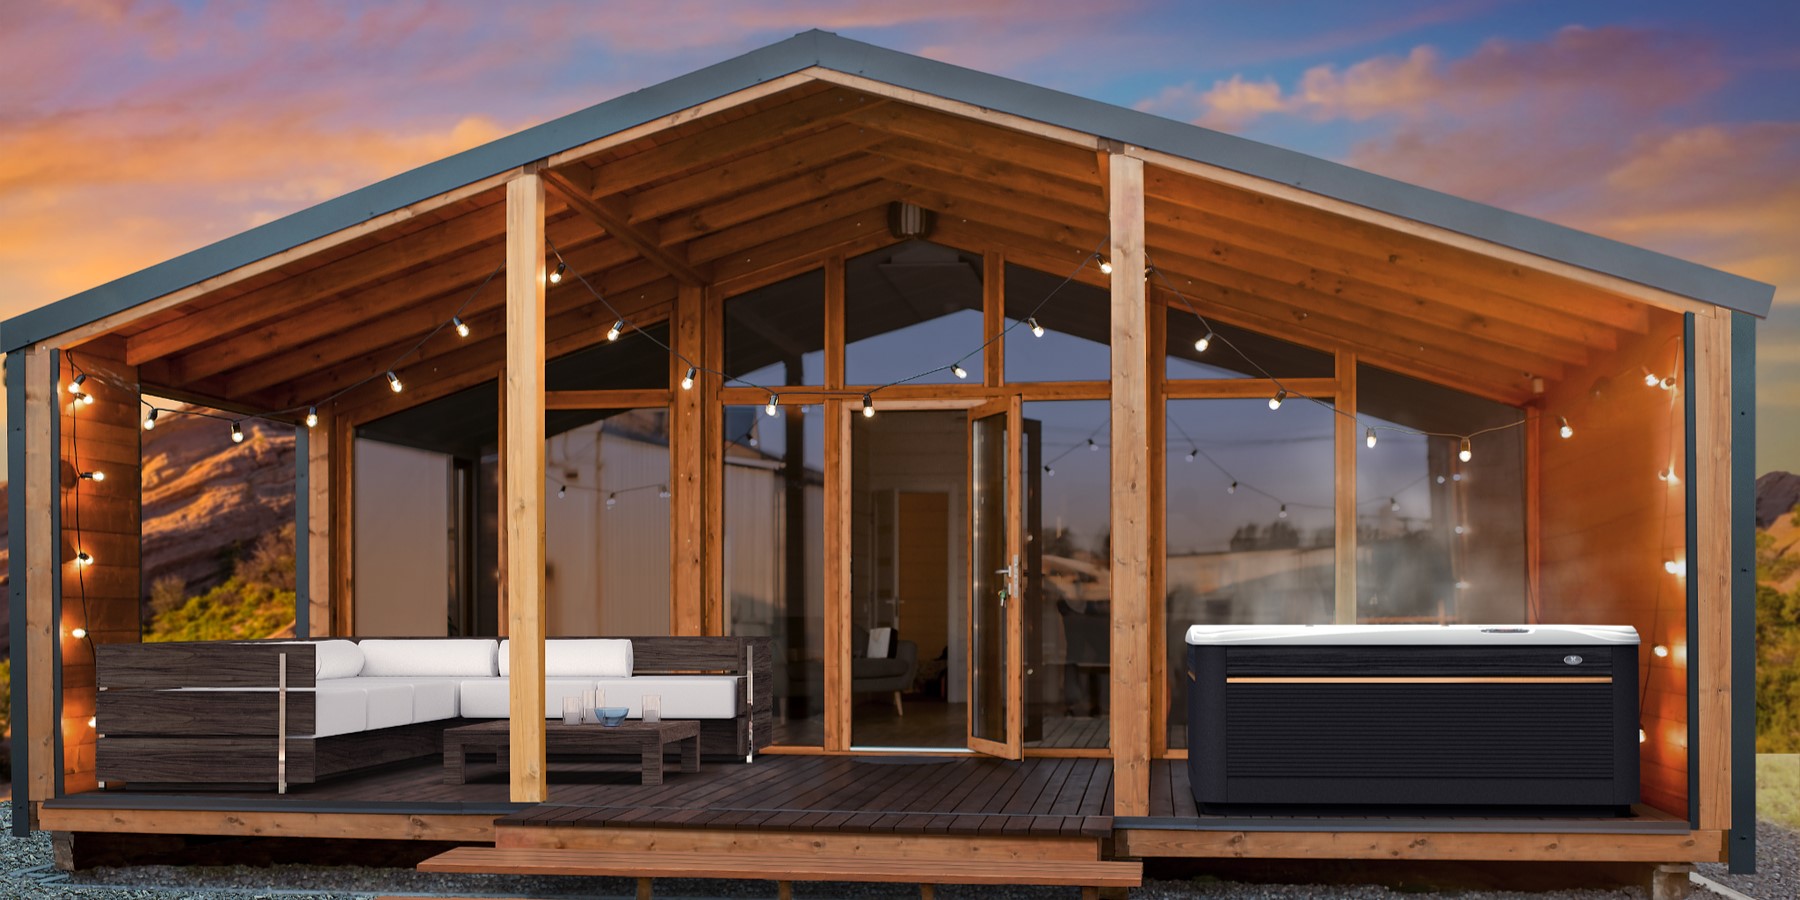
[1558,416,1574,440]
[1194,332,1213,353]
[862,394,876,418]
[1653,644,1669,658]
[386,371,403,393]
[765,394,780,417]
[658,485,672,500]
[1028,318,1045,338]
[231,421,245,443]
[1661,376,1676,391]
[79,471,104,482]
[1458,437,1472,462]
[1098,257,1114,275]
[70,627,87,639]
[305,407,319,429]
[1184,448,1196,463]
[1390,497,1401,513]
[952,362,968,380]
[1087,438,1098,452]
[1227,481,1237,494]
[548,261,566,284]
[557,484,566,499]
[605,493,617,509]
[453,317,470,339]
[1043,465,1055,477]
[68,374,86,394]
[607,320,623,342]
[142,408,158,431]
[681,367,696,391]
[1659,467,1679,484]
[1664,559,1686,577]
[1268,389,1287,410]
[1365,427,1377,449]
[75,551,93,567]
[1277,504,1288,519]
[1644,372,1661,388]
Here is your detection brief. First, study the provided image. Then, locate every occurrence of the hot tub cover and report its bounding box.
[1184,623,1638,646]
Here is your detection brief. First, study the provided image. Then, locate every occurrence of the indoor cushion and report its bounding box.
[357,639,498,678]
[591,675,740,719]
[313,640,365,680]
[312,682,369,738]
[855,657,911,679]
[458,677,598,719]
[497,638,634,678]
[351,676,462,721]
[361,681,416,730]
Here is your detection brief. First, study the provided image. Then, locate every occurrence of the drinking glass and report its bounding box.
[642,694,662,724]
[562,697,581,726]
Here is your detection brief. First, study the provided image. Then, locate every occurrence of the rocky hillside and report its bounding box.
[1758,470,1800,529]
[0,409,295,652]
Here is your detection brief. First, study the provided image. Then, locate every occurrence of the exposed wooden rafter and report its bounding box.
[544,168,708,287]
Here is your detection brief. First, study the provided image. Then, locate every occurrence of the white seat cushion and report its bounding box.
[313,640,365,680]
[352,676,462,721]
[313,682,369,738]
[498,638,633,678]
[592,676,740,719]
[361,681,415,730]
[459,677,598,718]
[358,639,499,677]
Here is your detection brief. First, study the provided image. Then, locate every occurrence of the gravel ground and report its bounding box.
[6,799,1794,900]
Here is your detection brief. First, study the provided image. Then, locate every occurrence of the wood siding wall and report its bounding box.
[58,345,142,793]
[1538,313,1688,815]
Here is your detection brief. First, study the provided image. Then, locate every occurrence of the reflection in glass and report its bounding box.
[1004,263,1110,382]
[544,409,671,637]
[1356,365,1526,624]
[545,322,672,391]
[1164,303,1334,381]
[1164,398,1336,748]
[969,407,1010,747]
[724,269,826,388]
[845,242,985,386]
[721,405,825,746]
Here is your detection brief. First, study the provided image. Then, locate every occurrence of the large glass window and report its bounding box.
[1164,304,1334,381]
[1164,397,1336,748]
[845,242,985,386]
[1004,263,1110,383]
[1356,365,1526,624]
[545,321,671,391]
[722,403,825,746]
[545,409,671,637]
[724,270,826,388]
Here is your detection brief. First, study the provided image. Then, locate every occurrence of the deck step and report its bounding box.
[418,846,1142,888]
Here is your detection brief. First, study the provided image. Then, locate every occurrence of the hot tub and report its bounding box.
[1185,624,1640,814]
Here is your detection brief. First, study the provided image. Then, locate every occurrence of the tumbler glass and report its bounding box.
[562,696,581,726]
[642,694,662,724]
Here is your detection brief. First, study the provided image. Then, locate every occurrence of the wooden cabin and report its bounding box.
[2,30,1772,884]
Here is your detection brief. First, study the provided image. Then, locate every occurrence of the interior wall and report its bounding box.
[353,438,450,636]
[1538,313,1688,815]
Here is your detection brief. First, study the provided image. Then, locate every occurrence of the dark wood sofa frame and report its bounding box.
[94,636,773,792]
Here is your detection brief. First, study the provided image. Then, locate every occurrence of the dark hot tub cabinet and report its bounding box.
[1185,624,1640,815]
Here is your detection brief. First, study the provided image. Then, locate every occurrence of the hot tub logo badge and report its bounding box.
[1563,654,1583,665]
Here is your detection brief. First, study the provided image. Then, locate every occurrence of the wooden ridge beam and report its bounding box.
[627,124,886,224]
[546,169,707,287]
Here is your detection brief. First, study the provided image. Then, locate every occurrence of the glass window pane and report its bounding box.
[545,409,671,637]
[546,321,671,391]
[845,242,985,386]
[1164,398,1336,748]
[1024,400,1110,749]
[1164,304,1334,381]
[1356,365,1526,624]
[725,269,826,388]
[1005,263,1109,382]
[723,404,825,747]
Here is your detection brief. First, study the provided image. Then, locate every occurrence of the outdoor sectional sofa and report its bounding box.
[93,635,771,791]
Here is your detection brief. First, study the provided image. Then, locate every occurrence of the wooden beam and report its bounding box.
[628,125,885,226]
[545,169,707,287]
[839,101,1100,184]
[1335,351,1357,624]
[823,398,851,751]
[37,807,495,842]
[712,209,897,291]
[1692,312,1732,831]
[1107,153,1151,817]
[23,347,56,807]
[504,171,548,804]
[1116,827,1726,863]
[703,285,725,635]
[659,155,901,246]
[545,389,672,410]
[307,413,330,635]
[824,256,846,391]
[686,181,900,266]
[670,281,706,636]
[1146,286,1168,758]
[328,403,355,636]
[544,71,819,169]
[982,251,1004,387]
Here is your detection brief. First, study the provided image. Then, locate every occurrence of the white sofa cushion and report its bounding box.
[459,677,598,719]
[352,676,462,721]
[313,682,369,738]
[358,639,498,678]
[362,681,415,730]
[593,675,740,718]
[314,640,365,680]
[498,638,633,678]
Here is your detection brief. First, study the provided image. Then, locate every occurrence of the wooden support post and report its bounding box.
[504,169,548,804]
[824,255,845,390]
[1335,351,1358,624]
[1107,152,1150,816]
[823,398,851,752]
[1692,312,1732,831]
[1146,286,1167,757]
[703,288,725,634]
[307,411,331,636]
[23,347,57,809]
[328,412,355,636]
[671,281,705,636]
[496,381,507,637]
[983,251,1005,386]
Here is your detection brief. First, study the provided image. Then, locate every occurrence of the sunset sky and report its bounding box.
[2,0,1796,473]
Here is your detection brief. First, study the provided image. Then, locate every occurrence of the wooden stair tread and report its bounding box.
[418,846,1142,887]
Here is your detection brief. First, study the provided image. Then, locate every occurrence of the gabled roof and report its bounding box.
[2,28,1774,353]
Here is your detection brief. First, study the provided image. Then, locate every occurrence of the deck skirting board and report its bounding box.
[1115,814,1692,834]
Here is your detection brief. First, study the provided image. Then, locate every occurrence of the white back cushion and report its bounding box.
[498,638,633,678]
[358,639,498,677]
[313,640,365,680]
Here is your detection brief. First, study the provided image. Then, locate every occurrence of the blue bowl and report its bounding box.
[598,706,630,727]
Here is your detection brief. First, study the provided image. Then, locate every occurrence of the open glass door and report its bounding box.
[967,396,1023,758]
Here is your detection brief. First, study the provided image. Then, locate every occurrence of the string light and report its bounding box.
[1390,497,1401,513]
[70,627,87,639]
[1659,467,1680,484]
[231,421,244,443]
[1277,504,1288,519]
[765,394,780,417]
[1644,372,1661,388]
[72,391,93,406]
[1653,644,1669,658]
[1098,257,1114,275]
[67,374,86,394]
[1194,331,1213,353]
[1028,318,1045,338]
[557,484,567,499]
[75,551,93,567]
[1639,727,1648,744]
[657,485,672,499]
[1458,437,1472,462]
[142,408,158,430]
[1558,416,1574,439]
[606,493,617,509]
[1662,376,1676,391]
[1087,438,1098,452]
[1268,389,1287,411]
[305,407,319,428]
[1184,448,1196,462]
[453,316,470,338]
[549,260,567,284]
[1227,481,1237,494]
[79,471,104,482]
[862,393,876,418]
[1365,427,1377,449]
[1664,559,1687,577]
[681,367,696,390]
[607,319,623,342]
[952,362,968,380]
[1044,465,1055,477]
[386,370,403,393]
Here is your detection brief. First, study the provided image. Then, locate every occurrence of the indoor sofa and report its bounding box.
[94,635,771,790]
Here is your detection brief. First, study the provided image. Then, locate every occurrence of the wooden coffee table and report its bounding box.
[443,719,701,785]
